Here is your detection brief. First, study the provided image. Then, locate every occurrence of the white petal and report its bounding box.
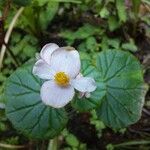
[32,59,55,80]
[78,92,91,99]
[50,47,80,78]
[40,43,59,64]
[71,77,97,92]
[40,81,75,108]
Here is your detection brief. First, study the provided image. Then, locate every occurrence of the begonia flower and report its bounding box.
[33,43,96,108]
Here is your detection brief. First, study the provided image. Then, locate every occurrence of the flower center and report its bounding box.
[54,72,70,86]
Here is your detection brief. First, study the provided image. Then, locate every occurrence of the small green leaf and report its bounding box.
[36,0,49,6]
[132,0,141,18]
[100,7,110,18]
[122,43,138,52]
[0,11,2,18]
[66,134,79,147]
[39,2,59,30]
[116,0,127,22]
[60,24,101,41]
[86,36,97,51]
[96,50,147,129]
[122,39,138,52]
[108,16,120,31]
[106,144,114,150]
[5,63,68,139]
[75,24,97,38]
[101,36,109,51]
[107,38,120,49]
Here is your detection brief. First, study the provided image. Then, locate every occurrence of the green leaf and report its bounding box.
[39,2,59,30]
[66,134,79,147]
[101,36,109,51]
[60,24,101,41]
[108,16,120,31]
[78,43,87,52]
[35,0,49,6]
[122,38,138,52]
[96,50,147,129]
[100,7,110,18]
[132,0,141,18]
[18,2,58,32]
[106,144,114,150]
[0,11,2,18]
[122,43,137,52]
[11,34,38,58]
[116,0,127,22]
[13,0,31,6]
[86,36,97,51]
[107,38,120,49]
[72,60,106,112]
[5,63,68,139]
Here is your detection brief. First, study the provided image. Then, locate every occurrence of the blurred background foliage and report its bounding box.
[0,0,150,149]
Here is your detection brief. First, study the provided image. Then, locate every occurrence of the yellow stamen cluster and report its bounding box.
[54,72,70,86]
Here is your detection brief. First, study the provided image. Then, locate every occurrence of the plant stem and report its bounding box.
[47,137,59,150]
[5,43,20,67]
[0,143,26,149]
[0,7,24,70]
[114,140,150,148]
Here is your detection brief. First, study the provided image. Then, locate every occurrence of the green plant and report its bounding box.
[0,0,149,149]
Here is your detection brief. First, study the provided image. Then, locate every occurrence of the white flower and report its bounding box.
[33,43,97,108]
